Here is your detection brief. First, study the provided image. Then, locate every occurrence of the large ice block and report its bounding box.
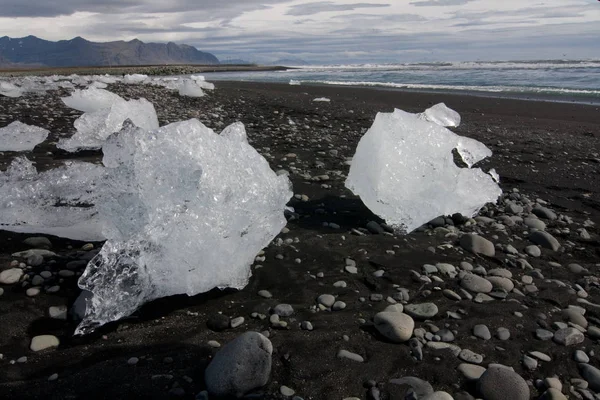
[0,81,24,98]
[61,88,124,113]
[0,121,49,151]
[178,79,205,97]
[75,120,292,334]
[345,108,501,233]
[57,98,159,152]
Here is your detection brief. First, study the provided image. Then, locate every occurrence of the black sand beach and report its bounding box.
[0,81,599,399]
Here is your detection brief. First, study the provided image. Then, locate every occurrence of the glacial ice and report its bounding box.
[75,119,292,334]
[123,74,148,84]
[0,121,49,151]
[191,75,215,90]
[345,108,501,233]
[0,157,105,241]
[178,79,205,97]
[62,87,124,113]
[0,81,24,98]
[418,103,461,127]
[289,80,301,86]
[57,98,159,152]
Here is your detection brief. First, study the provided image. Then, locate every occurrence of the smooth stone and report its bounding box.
[460,234,495,257]
[30,335,60,352]
[524,218,546,230]
[574,350,590,363]
[280,386,295,397]
[384,304,404,313]
[529,231,560,251]
[477,367,529,400]
[422,392,454,400]
[458,363,486,380]
[496,328,510,340]
[563,309,588,328]
[26,287,40,297]
[443,289,462,301]
[389,377,434,398]
[27,254,44,267]
[525,245,541,257]
[554,328,584,346]
[539,388,567,400]
[473,324,492,340]
[544,377,563,391]
[337,349,364,362]
[257,290,272,299]
[529,351,551,362]
[273,304,294,317]
[426,342,462,356]
[12,249,56,258]
[230,317,245,328]
[23,237,52,248]
[532,206,557,220]
[536,329,554,341]
[488,268,512,278]
[374,312,414,343]
[461,274,493,293]
[459,349,483,364]
[522,355,537,370]
[404,303,438,319]
[486,276,514,292]
[578,363,600,392]
[204,332,272,398]
[332,301,346,311]
[0,268,23,284]
[207,314,230,332]
[317,294,335,308]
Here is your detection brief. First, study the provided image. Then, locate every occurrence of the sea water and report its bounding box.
[199,60,600,104]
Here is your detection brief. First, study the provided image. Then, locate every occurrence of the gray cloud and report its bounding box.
[286,1,390,16]
[410,0,475,6]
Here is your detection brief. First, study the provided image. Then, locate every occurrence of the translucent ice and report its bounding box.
[123,74,148,84]
[345,108,501,233]
[191,75,215,90]
[0,157,105,240]
[0,81,24,98]
[75,120,292,334]
[62,88,124,113]
[418,103,461,127]
[57,98,159,152]
[0,121,49,151]
[178,79,205,97]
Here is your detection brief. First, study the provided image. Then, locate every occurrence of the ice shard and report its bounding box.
[178,79,205,97]
[75,120,292,334]
[0,81,24,98]
[418,103,461,127]
[0,121,49,151]
[345,108,501,233]
[61,88,124,113]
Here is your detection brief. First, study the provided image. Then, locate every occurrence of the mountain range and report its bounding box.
[0,36,219,68]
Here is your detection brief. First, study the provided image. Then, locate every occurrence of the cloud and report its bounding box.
[286,1,390,16]
[410,0,475,6]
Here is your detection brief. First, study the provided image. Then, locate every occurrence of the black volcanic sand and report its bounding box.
[0,81,599,400]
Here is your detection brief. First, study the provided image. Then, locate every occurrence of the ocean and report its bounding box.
[200,60,600,104]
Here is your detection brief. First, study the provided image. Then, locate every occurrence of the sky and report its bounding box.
[0,0,598,64]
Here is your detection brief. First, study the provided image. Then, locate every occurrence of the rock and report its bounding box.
[337,350,364,362]
[486,276,514,292]
[332,301,346,311]
[496,328,510,340]
[204,332,272,398]
[230,317,245,328]
[459,349,483,364]
[207,314,230,332]
[524,218,546,231]
[280,386,295,397]
[457,363,486,380]
[578,363,600,392]
[460,234,495,257]
[522,354,537,370]
[273,304,294,317]
[12,249,56,258]
[529,231,560,251]
[23,237,52,248]
[574,350,590,363]
[258,290,272,299]
[562,309,588,328]
[477,367,529,400]
[539,388,567,400]
[374,312,415,342]
[366,221,385,234]
[461,274,493,293]
[30,335,60,352]
[27,254,44,267]
[525,245,541,257]
[317,294,335,308]
[536,329,554,341]
[473,324,491,340]
[389,377,434,398]
[532,206,557,220]
[71,290,92,320]
[422,392,454,400]
[443,289,462,301]
[404,303,438,319]
[554,328,584,346]
[0,268,23,284]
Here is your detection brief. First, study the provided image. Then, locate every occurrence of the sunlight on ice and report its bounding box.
[0,121,49,151]
[61,87,124,112]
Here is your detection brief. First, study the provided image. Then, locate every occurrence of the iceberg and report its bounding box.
[57,98,159,152]
[345,108,501,233]
[0,157,105,241]
[62,88,124,113]
[75,120,292,334]
[418,103,461,127]
[178,79,205,97]
[0,121,49,151]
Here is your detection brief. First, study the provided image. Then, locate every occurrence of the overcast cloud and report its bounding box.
[0,0,598,63]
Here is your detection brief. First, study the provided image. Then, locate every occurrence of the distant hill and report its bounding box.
[268,58,309,66]
[0,36,219,67]
[220,58,253,65]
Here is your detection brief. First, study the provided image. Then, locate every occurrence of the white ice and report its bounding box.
[0,121,49,151]
[75,119,292,334]
[289,80,301,86]
[58,98,159,152]
[0,157,105,241]
[61,87,124,113]
[123,74,148,84]
[191,75,215,90]
[178,79,205,97]
[313,97,331,102]
[0,81,24,98]
[418,103,461,127]
[345,108,501,233]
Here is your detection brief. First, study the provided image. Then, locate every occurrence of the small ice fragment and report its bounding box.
[75,119,292,334]
[289,80,301,86]
[0,121,49,151]
[345,108,501,233]
[123,74,148,84]
[0,81,24,98]
[88,81,108,89]
[313,97,331,102]
[488,168,500,183]
[178,79,205,97]
[61,88,124,113]
[418,103,461,127]
[57,98,159,152]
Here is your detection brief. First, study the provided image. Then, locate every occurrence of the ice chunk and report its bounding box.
[220,122,248,143]
[88,81,108,89]
[0,81,24,98]
[313,97,330,102]
[345,108,501,233]
[418,103,461,127]
[0,157,105,241]
[178,79,205,97]
[62,88,124,113]
[289,80,301,86]
[123,74,148,84]
[0,121,49,151]
[75,120,292,334]
[191,75,215,90]
[57,98,159,152]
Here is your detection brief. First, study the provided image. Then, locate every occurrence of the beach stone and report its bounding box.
[522,354,537,370]
[404,303,438,319]
[374,312,414,343]
[578,363,600,392]
[539,388,567,400]
[23,237,52,248]
[574,350,590,363]
[230,317,244,328]
[496,328,510,340]
[443,289,461,301]
[529,351,551,362]
[280,386,295,397]
[30,335,59,352]
[477,367,529,400]
[422,392,454,400]
[337,350,364,362]
[525,245,541,257]
[27,254,44,267]
[554,328,584,346]
[457,363,486,381]
[460,234,495,257]
[426,342,462,356]
[0,268,23,284]
[257,290,272,299]
[332,301,346,311]
[204,332,272,398]
[26,287,40,297]
[532,206,557,220]
[207,314,230,332]
[459,349,483,364]
[461,274,492,293]
[562,309,588,328]
[524,218,546,231]
[317,294,335,308]
[389,377,434,398]
[384,304,404,313]
[273,304,294,317]
[486,276,514,292]
[536,329,554,341]
[529,231,560,251]
[473,324,491,340]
